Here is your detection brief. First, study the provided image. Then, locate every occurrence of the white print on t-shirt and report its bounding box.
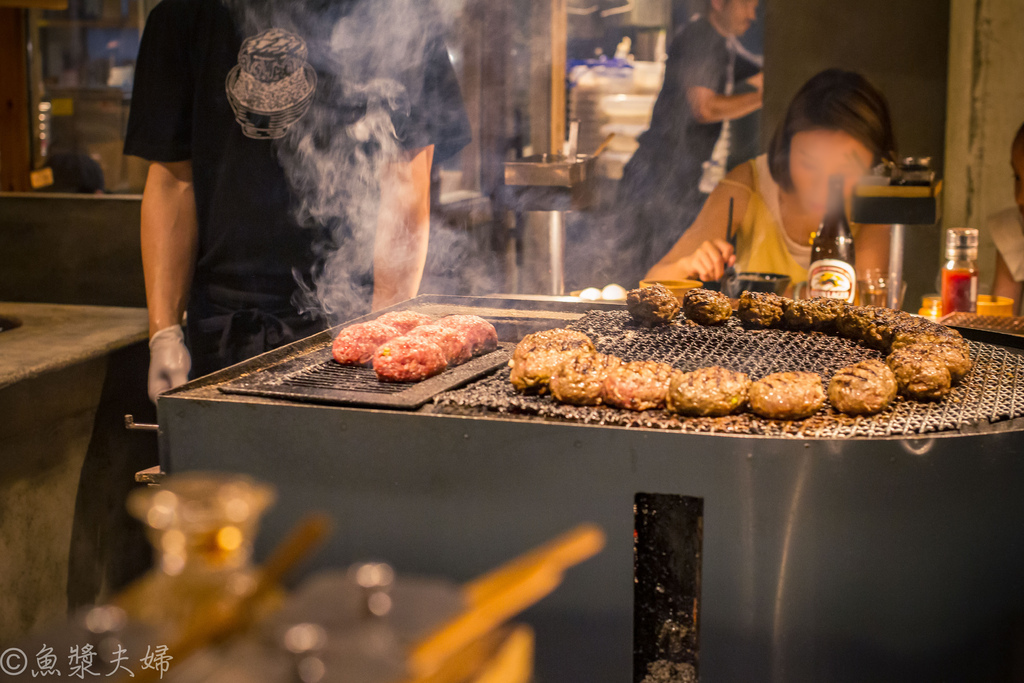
[225,28,317,139]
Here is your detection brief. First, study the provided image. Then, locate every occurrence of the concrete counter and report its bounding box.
[0,302,148,390]
[0,303,153,644]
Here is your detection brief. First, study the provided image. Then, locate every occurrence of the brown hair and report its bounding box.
[768,69,896,192]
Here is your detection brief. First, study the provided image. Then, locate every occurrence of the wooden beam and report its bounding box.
[0,8,32,192]
[529,0,567,155]
[0,0,67,9]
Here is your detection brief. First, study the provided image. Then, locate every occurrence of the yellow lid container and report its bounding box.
[976,295,1015,317]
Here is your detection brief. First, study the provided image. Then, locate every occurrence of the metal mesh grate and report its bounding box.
[435,310,1024,438]
[943,313,1024,335]
[279,361,408,395]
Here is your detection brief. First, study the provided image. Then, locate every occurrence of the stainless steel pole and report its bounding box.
[887,223,905,310]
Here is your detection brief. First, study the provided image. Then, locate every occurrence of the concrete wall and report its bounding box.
[762,0,951,310]
[0,193,146,308]
[943,0,1024,292]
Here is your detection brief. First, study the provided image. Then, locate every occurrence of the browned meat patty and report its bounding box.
[627,284,680,327]
[549,352,622,406]
[374,310,434,334]
[438,315,499,356]
[332,321,402,365]
[682,288,733,325]
[886,345,952,400]
[889,321,965,353]
[827,359,898,415]
[404,324,472,365]
[835,306,910,349]
[897,341,972,385]
[666,366,750,417]
[781,297,847,333]
[509,329,596,392]
[749,371,825,420]
[925,342,970,385]
[737,291,787,328]
[600,360,674,411]
[373,336,448,382]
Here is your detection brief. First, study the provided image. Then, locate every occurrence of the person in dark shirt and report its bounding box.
[125,0,471,401]
[614,0,762,285]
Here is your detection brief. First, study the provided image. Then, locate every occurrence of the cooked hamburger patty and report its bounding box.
[682,288,732,325]
[438,315,499,356]
[897,341,971,385]
[888,321,965,353]
[332,321,401,365]
[827,359,897,415]
[666,366,750,417]
[509,329,596,392]
[886,345,952,400]
[375,310,434,334]
[737,291,786,329]
[404,324,472,365]
[749,371,825,420]
[626,284,680,327]
[835,306,909,349]
[600,360,674,411]
[781,297,847,333]
[550,352,622,405]
[373,336,448,382]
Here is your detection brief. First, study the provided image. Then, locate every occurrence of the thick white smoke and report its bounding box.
[222,0,465,322]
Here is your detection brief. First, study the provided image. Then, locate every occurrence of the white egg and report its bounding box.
[601,284,627,300]
[579,287,602,301]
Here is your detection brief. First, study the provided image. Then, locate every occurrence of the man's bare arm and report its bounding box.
[141,160,198,337]
[372,145,435,310]
[686,84,763,124]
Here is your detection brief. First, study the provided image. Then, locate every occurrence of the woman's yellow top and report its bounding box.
[718,155,811,284]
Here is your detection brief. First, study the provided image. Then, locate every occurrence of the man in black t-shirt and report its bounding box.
[126,0,471,401]
[614,0,762,285]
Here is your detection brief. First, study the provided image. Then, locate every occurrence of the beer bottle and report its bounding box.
[808,175,856,302]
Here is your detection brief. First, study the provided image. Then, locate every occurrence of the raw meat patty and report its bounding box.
[332,321,401,365]
[374,311,434,334]
[373,336,448,382]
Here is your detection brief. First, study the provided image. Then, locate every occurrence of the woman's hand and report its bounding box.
[675,239,736,282]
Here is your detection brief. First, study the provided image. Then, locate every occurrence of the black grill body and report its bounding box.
[159,295,1024,683]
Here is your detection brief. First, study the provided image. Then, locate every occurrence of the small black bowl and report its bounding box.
[725,272,791,297]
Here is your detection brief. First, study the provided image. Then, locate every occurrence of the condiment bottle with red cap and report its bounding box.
[941,227,979,314]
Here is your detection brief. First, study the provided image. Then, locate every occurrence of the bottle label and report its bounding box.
[808,259,856,303]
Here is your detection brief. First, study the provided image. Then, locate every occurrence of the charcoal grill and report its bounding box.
[439,310,1024,437]
[158,295,1024,683]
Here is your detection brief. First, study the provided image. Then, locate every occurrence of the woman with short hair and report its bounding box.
[645,68,896,289]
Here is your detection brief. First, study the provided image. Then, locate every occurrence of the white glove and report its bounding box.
[148,325,191,403]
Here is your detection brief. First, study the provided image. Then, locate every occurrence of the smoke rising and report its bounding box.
[222,0,465,323]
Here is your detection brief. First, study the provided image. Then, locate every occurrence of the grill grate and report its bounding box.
[434,310,1024,438]
[219,343,515,409]
[280,362,409,394]
[943,313,1024,336]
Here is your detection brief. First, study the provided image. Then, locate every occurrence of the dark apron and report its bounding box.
[185,283,327,379]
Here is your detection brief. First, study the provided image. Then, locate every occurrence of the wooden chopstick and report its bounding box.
[409,524,605,677]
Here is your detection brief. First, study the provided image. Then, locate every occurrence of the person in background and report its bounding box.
[615,0,763,285]
[990,121,1024,314]
[127,0,470,402]
[646,69,894,287]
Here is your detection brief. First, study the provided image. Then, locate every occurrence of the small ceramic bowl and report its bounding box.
[638,279,704,302]
[728,272,790,297]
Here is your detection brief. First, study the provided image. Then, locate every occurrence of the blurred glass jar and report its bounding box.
[124,473,276,637]
[856,269,906,309]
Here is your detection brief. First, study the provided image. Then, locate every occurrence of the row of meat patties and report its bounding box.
[507,286,972,421]
[333,311,497,382]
